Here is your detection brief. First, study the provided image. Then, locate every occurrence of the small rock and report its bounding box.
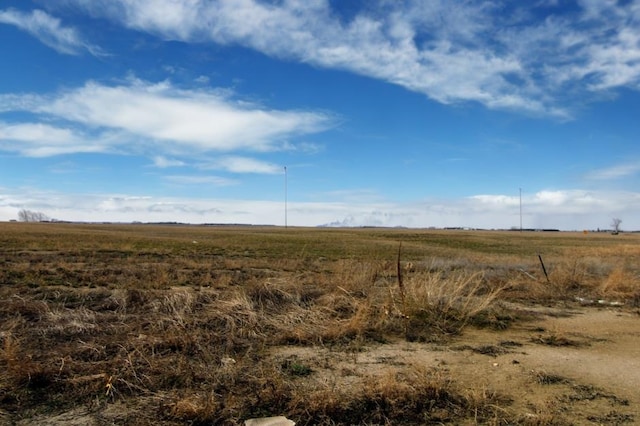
[244,416,295,426]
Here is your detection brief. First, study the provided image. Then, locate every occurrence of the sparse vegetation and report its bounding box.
[532,371,570,385]
[1,223,639,424]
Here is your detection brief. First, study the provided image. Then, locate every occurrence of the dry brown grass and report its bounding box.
[600,264,640,298]
[1,223,639,424]
[401,269,505,336]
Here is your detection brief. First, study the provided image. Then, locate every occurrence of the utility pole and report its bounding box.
[519,187,523,231]
[284,166,288,229]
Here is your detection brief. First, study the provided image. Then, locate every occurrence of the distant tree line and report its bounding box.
[18,209,49,222]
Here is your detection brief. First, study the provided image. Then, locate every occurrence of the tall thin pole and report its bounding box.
[284,166,288,229]
[519,187,522,232]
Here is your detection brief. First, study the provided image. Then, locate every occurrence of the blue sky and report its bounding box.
[1,0,640,230]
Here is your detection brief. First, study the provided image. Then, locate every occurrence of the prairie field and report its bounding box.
[1,222,639,425]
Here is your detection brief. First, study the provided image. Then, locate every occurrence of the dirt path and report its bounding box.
[277,305,640,424]
[442,307,640,424]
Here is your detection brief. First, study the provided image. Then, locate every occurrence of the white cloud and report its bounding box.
[103,0,204,40]
[0,122,107,156]
[0,8,103,56]
[0,78,334,157]
[470,194,516,203]
[470,189,616,219]
[582,28,640,90]
[43,80,331,151]
[201,156,282,174]
[60,0,640,116]
[585,162,640,180]
[2,187,640,230]
[313,189,384,203]
[153,156,186,168]
[164,175,238,186]
[57,0,543,114]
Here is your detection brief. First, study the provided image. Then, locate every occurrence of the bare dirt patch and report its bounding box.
[273,305,639,424]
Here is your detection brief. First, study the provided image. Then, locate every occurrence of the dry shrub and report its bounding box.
[526,256,640,303]
[547,257,592,296]
[515,256,612,301]
[244,260,507,345]
[394,270,504,338]
[600,265,640,297]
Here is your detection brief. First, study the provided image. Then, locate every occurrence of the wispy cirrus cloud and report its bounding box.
[153,156,186,168]
[152,155,282,175]
[164,175,238,186]
[0,8,104,56]
[313,189,384,203]
[200,156,282,174]
[585,162,640,180]
[0,78,335,157]
[59,0,640,117]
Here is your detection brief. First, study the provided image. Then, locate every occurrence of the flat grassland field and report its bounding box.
[1,223,639,425]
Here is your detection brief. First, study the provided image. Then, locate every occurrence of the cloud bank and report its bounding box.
[2,188,638,231]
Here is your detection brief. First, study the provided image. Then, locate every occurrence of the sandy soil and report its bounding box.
[275,304,640,425]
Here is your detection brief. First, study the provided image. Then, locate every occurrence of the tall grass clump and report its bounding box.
[546,257,593,298]
[389,268,505,340]
[600,265,640,299]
